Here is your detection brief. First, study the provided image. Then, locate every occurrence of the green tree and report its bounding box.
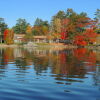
[13,18,29,34]
[34,18,49,26]
[34,18,43,26]
[95,9,100,33]
[55,10,65,19]
[95,9,100,21]
[0,18,8,43]
[65,8,76,18]
[32,18,49,35]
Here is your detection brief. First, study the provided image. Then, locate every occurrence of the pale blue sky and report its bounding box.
[0,0,99,27]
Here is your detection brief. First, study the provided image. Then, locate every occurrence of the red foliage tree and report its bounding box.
[83,28,97,44]
[74,35,87,46]
[76,17,91,28]
[60,18,69,40]
[4,29,9,40]
[60,32,67,40]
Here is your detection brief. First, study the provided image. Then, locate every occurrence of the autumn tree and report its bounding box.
[74,35,87,46]
[50,8,92,44]
[32,18,49,36]
[25,25,33,42]
[50,15,63,42]
[41,25,49,35]
[4,29,9,41]
[4,29,14,45]
[49,11,66,42]
[83,28,97,44]
[65,9,91,40]
[74,28,97,46]
[32,26,41,35]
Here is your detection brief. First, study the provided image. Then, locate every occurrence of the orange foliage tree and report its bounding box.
[83,28,97,44]
[25,25,33,42]
[4,29,14,45]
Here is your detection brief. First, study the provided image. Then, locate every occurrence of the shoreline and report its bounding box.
[0,44,19,48]
[0,44,100,50]
[0,43,77,49]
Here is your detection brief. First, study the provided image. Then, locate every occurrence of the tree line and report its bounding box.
[0,8,100,45]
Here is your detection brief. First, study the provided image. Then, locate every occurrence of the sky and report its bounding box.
[0,0,100,27]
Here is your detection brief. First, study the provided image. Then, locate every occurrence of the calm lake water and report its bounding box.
[0,47,100,100]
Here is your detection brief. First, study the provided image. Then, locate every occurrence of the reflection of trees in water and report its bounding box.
[94,51,100,88]
[4,48,15,62]
[14,48,34,74]
[74,49,96,71]
[14,58,28,80]
[0,48,8,78]
[0,47,98,84]
[49,49,87,84]
[32,54,49,75]
[28,48,88,83]
[15,58,28,70]
[93,62,100,87]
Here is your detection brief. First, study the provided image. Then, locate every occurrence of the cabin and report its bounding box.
[14,34,25,43]
[14,34,48,43]
[33,36,48,43]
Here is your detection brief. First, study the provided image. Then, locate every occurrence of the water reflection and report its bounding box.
[0,47,100,99]
[0,47,99,83]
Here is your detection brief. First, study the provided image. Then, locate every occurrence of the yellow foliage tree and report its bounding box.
[25,25,33,42]
[42,26,49,35]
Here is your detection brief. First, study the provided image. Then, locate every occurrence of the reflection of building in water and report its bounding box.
[14,48,24,58]
[96,66,100,86]
[95,65,100,86]
[33,49,47,57]
[93,51,100,86]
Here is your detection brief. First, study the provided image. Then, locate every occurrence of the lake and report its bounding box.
[0,47,100,100]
